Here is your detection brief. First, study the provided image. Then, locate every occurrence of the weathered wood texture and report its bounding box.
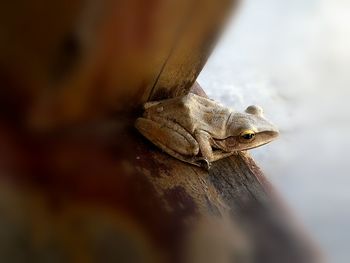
[0,0,237,130]
[0,102,319,263]
[0,0,320,263]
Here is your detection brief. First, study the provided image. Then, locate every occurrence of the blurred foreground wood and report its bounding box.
[0,0,320,262]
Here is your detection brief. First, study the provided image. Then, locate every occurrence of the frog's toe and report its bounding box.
[195,158,211,171]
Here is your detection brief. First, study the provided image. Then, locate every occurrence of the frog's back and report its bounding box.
[144,94,232,137]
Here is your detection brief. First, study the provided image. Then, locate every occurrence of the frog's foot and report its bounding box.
[194,157,212,171]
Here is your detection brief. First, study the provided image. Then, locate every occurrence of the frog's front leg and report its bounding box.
[135,117,200,164]
[193,130,217,169]
[194,130,234,169]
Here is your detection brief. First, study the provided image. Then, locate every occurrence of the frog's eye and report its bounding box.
[240,130,256,141]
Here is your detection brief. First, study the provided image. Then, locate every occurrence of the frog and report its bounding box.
[135,93,279,169]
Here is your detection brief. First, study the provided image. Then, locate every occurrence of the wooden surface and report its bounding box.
[0,0,237,130]
[0,97,319,262]
[0,85,320,263]
[0,0,320,262]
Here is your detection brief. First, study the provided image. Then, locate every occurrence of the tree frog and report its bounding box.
[135,93,279,169]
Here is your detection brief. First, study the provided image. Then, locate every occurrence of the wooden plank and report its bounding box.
[150,0,237,100]
[0,85,320,263]
[149,0,238,100]
[0,0,238,130]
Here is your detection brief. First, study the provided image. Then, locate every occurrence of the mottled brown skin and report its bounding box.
[135,93,279,169]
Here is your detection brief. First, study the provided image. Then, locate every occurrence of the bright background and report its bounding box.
[199,0,350,262]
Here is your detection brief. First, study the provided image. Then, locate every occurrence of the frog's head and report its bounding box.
[215,105,279,152]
